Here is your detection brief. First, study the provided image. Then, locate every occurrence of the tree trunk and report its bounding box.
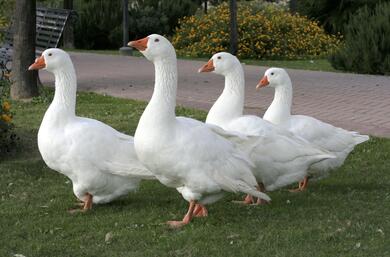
[122,0,129,47]
[63,0,74,49]
[229,0,238,55]
[11,0,38,100]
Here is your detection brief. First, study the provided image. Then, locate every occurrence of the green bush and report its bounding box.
[330,2,390,75]
[172,2,340,59]
[128,0,198,39]
[0,80,15,155]
[294,0,384,34]
[73,0,122,49]
[0,0,14,43]
[71,0,198,49]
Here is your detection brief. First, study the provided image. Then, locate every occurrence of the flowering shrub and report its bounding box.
[0,99,14,152]
[172,2,341,59]
[0,80,15,155]
[1,101,11,122]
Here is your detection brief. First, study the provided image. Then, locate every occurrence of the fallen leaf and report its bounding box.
[105,232,113,244]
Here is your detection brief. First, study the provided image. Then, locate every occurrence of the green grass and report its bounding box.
[67,48,336,72]
[1,91,389,257]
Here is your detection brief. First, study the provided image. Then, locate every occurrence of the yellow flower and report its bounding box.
[1,114,12,123]
[2,101,11,112]
[172,2,340,59]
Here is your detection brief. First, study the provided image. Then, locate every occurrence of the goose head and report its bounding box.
[28,48,72,72]
[198,52,241,76]
[128,34,176,62]
[256,67,290,89]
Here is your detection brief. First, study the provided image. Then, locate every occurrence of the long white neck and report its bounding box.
[44,64,77,124]
[206,65,245,127]
[263,79,293,125]
[139,56,178,127]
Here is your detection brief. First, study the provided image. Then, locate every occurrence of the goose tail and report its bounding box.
[238,183,271,202]
[353,134,369,145]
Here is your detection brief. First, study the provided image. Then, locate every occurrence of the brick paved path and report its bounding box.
[39,52,390,137]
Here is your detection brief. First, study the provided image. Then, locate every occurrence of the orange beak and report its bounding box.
[28,56,46,70]
[256,76,269,89]
[198,59,215,73]
[128,37,148,51]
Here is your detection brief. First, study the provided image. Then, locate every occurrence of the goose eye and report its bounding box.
[48,53,52,57]
[217,56,221,60]
[270,72,274,75]
[154,38,159,42]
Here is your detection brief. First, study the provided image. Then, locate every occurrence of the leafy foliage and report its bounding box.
[71,0,198,49]
[73,0,122,49]
[128,0,198,39]
[294,0,385,34]
[0,80,16,156]
[172,2,340,59]
[330,2,390,75]
[0,0,14,42]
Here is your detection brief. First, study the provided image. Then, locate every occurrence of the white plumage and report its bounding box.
[129,35,270,227]
[31,49,154,211]
[199,52,335,194]
[260,67,369,188]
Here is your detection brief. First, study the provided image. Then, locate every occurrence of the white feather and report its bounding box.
[133,35,270,205]
[204,52,335,191]
[262,67,369,179]
[38,48,153,204]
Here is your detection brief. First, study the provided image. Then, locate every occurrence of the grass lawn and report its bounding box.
[67,48,336,72]
[1,91,389,257]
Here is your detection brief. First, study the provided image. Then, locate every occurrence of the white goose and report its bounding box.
[199,52,335,203]
[29,48,154,212]
[258,67,369,191]
[128,35,270,228]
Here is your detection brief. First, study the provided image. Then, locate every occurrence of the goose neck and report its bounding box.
[224,66,245,96]
[206,66,245,126]
[263,81,293,124]
[145,57,178,122]
[50,65,77,116]
[273,83,293,111]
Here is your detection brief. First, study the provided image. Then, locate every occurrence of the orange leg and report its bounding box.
[192,204,208,217]
[68,193,93,213]
[167,200,196,228]
[255,183,270,205]
[289,176,309,193]
[73,196,85,207]
[300,176,309,191]
[232,194,254,204]
[83,193,93,211]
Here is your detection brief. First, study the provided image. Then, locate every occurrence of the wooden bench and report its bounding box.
[0,7,73,80]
